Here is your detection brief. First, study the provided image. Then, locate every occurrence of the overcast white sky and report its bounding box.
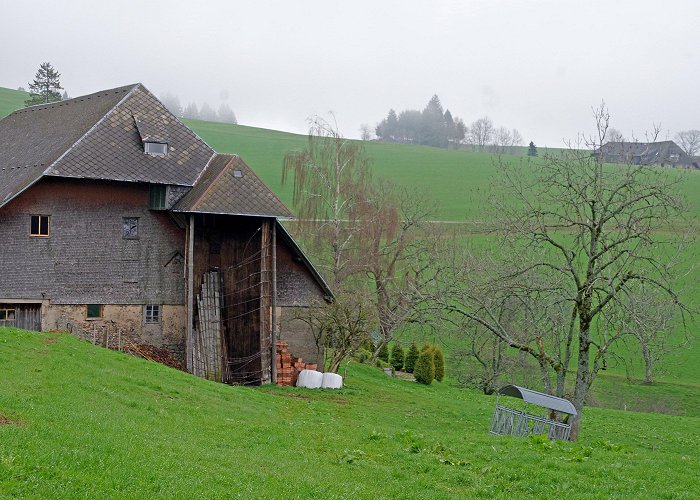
[1,0,698,146]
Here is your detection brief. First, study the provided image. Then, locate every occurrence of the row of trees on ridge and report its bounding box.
[374,95,523,153]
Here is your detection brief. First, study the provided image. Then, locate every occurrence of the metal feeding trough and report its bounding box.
[489,385,577,441]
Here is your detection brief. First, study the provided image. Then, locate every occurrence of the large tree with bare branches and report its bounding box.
[438,103,692,440]
[674,129,700,156]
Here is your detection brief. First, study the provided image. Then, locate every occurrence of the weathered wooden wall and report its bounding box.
[0,303,41,331]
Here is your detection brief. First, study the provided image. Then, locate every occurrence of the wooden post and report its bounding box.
[271,220,277,385]
[186,214,195,373]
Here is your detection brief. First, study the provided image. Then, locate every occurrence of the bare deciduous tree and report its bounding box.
[607,127,625,143]
[674,129,700,156]
[438,103,692,440]
[294,292,372,373]
[469,116,494,152]
[356,181,438,359]
[359,124,373,141]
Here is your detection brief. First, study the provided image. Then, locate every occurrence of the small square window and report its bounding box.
[123,217,139,239]
[86,304,103,319]
[145,305,160,324]
[30,215,50,237]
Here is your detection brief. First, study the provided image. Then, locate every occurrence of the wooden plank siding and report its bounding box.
[192,214,273,385]
[0,303,42,331]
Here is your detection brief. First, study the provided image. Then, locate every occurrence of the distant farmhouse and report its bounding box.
[0,84,332,385]
[593,140,700,169]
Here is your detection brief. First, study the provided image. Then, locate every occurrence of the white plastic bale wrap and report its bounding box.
[296,369,323,389]
[321,372,343,389]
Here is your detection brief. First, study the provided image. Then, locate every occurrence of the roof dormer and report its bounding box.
[133,113,169,157]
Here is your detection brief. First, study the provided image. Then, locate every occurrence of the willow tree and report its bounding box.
[282,115,371,289]
[283,116,437,368]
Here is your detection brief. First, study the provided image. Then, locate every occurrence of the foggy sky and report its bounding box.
[1,0,698,146]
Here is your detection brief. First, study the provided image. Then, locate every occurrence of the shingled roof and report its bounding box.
[0,83,215,209]
[173,154,293,218]
[594,140,692,166]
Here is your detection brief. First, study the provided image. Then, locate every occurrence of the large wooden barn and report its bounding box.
[0,84,331,384]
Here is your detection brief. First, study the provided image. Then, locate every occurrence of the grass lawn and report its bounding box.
[1,328,698,498]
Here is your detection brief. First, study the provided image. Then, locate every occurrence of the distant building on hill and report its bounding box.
[593,140,699,169]
[0,83,332,385]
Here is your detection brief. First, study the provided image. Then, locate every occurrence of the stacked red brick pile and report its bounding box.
[276,341,318,386]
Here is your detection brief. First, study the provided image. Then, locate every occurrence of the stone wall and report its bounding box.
[44,303,186,362]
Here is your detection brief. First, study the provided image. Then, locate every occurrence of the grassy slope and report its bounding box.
[1,328,698,498]
[0,87,26,118]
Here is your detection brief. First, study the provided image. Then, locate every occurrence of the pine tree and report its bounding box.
[199,102,218,122]
[25,62,63,107]
[527,141,538,157]
[432,345,445,382]
[217,103,237,124]
[404,342,420,373]
[414,348,435,385]
[183,102,200,120]
[378,342,390,363]
[390,342,405,371]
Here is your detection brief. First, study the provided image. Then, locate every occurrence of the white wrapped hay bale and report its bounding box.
[296,369,323,389]
[321,372,343,389]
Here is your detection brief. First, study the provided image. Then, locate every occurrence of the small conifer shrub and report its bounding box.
[390,342,405,371]
[414,348,435,385]
[404,342,420,373]
[378,342,390,363]
[432,345,445,382]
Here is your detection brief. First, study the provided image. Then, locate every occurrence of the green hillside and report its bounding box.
[0,86,26,118]
[1,328,698,498]
[0,85,697,409]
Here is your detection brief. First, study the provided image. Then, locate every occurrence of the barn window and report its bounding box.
[0,308,16,321]
[144,305,160,324]
[86,304,103,319]
[149,185,167,210]
[123,217,139,239]
[144,141,168,156]
[30,215,50,237]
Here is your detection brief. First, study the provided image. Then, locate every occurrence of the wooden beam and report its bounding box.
[186,214,195,373]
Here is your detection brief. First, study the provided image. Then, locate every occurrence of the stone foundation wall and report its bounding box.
[44,303,186,363]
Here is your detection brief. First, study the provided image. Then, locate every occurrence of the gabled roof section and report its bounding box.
[0,83,216,209]
[172,154,293,218]
[0,84,135,208]
[45,84,215,185]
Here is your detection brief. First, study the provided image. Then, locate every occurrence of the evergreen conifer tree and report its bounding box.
[378,342,390,363]
[414,348,435,384]
[432,345,445,382]
[390,342,405,371]
[527,141,538,156]
[404,342,420,373]
[25,62,63,107]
